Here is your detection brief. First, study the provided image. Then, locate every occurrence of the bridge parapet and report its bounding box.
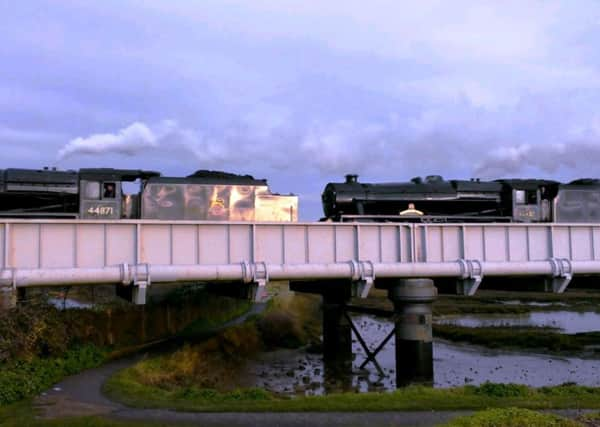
[1,220,600,308]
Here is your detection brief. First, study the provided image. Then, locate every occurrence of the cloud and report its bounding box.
[474,141,600,178]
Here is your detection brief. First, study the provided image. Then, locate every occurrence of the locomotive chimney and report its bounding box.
[345,174,359,184]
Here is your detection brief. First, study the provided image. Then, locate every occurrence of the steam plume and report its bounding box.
[58,122,160,159]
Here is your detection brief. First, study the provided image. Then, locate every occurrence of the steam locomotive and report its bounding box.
[322,174,600,223]
[0,168,298,221]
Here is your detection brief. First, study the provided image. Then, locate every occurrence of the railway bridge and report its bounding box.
[2,219,600,385]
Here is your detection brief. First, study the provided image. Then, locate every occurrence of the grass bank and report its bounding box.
[1,401,597,427]
[105,376,600,412]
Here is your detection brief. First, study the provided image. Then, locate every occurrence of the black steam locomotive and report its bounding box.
[322,174,600,223]
[0,167,298,221]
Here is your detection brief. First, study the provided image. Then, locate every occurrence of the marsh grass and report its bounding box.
[356,289,600,317]
[434,324,600,352]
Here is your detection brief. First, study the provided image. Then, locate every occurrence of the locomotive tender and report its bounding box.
[0,167,298,221]
[322,174,600,223]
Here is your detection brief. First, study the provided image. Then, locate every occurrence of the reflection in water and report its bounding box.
[437,311,600,334]
[243,315,600,396]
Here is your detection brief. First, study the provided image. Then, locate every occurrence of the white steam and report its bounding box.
[58,117,600,181]
[58,122,161,159]
[56,118,396,175]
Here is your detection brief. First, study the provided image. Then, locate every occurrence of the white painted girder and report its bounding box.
[0,220,599,295]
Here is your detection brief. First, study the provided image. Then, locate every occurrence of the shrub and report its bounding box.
[474,382,530,398]
[443,407,580,427]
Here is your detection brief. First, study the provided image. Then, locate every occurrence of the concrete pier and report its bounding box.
[290,280,353,365]
[379,278,437,386]
[322,293,352,364]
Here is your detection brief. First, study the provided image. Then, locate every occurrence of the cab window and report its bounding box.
[103,182,116,199]
[84,181,100,200]
[515,190,537,205]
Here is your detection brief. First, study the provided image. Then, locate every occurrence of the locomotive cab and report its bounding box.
[79,169,159,219]
[496,180,558,223]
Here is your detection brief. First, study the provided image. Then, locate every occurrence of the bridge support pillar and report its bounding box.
[378,278,437,387]
[290,280,352,365]
[0,286,16,310]
[322,293,352,364]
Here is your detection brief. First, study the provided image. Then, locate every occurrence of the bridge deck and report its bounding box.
[0,220,599,302]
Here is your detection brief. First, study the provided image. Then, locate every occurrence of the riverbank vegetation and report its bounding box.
[0,285,249,405]
[105,291,600,412]
[106,292,320,395]
[356,288,600,316]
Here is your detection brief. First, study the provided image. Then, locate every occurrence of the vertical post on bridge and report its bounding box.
[0,286,16,310]
[378,278,437,387]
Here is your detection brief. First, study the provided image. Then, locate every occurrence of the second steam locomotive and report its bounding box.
[322,174,600,223]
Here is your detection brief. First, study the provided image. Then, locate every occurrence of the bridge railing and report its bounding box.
[1,220,600,304]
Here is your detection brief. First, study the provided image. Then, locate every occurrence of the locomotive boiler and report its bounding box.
[322,174,600,223]
[0,167,298,222]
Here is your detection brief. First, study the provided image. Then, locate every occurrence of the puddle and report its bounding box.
[437,311,600,334]
[243,315,600,396]
[48,298,94,310]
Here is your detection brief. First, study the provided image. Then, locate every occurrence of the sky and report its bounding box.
[2,1,600,219]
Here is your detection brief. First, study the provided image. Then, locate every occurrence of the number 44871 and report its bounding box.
[87,206,114,215]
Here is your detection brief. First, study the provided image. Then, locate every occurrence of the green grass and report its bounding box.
[0,401,587,427]
[0,400,191,427]
[441,407,581,427]
[578,411,600,424]
[104,371,600,412]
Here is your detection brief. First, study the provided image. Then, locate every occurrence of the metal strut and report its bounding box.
[456,259,483,296]
[349,260,375,298]
[343,310,393,376]
[241,261,269,302]
[132,263,150,305]
[547,258,572,293]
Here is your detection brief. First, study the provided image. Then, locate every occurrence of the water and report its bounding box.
[500,300,566,307]
[48,297,93,310]
[243,315,600,396]
[437,311,600,334]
